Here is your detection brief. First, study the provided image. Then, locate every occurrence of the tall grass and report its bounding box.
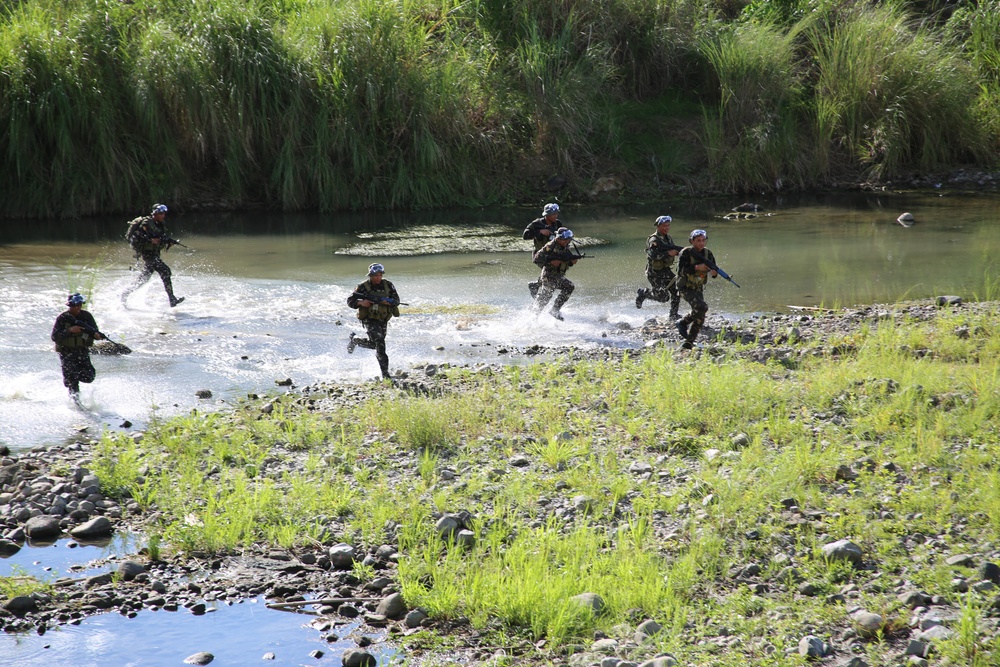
[698,22,809,192]
[805,4,987,181]
[1,0,997,215]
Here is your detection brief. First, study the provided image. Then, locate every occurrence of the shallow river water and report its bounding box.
[2,191,999,664]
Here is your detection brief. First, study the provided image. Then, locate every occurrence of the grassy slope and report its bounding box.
[0,0,998,217]
[88,302,1000,665]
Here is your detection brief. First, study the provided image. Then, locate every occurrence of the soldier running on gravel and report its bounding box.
[675,229,718,349]
[347,263,401,380]
[636,215,682,319]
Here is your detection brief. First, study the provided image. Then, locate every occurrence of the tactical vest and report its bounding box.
[647,233,677,271]
[55,313,94,350]
[355,280,399,321]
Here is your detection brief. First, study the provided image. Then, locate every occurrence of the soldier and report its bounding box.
[51,293,105,402]
[636,215,682,318]
[675,229,718,350]
[347,263,400,380]
[523,203,561,298]
[121,203,185,308]
[532,227,578,321]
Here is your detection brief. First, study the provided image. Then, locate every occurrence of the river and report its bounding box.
[2,192,999,453]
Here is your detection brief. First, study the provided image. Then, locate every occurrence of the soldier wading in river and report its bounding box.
[121,204,185,308]
[531,227,578,321]
[347,263,401,380]
[523,203,562,299]
[51,293,106,402]
[636,215,682,319]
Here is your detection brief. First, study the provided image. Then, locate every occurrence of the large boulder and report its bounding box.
[24,515,62,540]
[69,516,114,540]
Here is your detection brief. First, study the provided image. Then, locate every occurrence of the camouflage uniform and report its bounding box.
[523,216,561,298]
[532,237,576,319]
[638,231,682,317]
[51,309,99,396]
[122,215,183,307]
[347,278,400,379]
[675,245,717,346]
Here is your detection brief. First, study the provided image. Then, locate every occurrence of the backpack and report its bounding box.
[125,216,145,244]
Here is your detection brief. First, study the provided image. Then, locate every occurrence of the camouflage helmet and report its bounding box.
[689,229,707,241]
[368,263,385,276]
[66,293,86,307]
[655,215,672,226]
[542,203,560,217]
[151,204,168,215]
[555,227,574,240]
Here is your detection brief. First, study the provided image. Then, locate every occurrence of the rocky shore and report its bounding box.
[3,296,999,666]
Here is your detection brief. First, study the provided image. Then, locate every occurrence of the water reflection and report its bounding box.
[0,597,399,667]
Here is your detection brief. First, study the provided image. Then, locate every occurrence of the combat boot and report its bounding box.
[528,282,539,299]
[669,298,680,320]
[676,319,689,341]
[681,341,694,350]
[347,333,357,354]
[169,295,185,308]
[635,288,648,309]
[550,309,565,321]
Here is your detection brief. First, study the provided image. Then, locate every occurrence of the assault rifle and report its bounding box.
[157,236,190,250]
[689,250,740,288]
[350,292,410,307]
[73,319,132,355]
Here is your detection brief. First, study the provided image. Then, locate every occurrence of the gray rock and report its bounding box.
[0,539,20,557]
[851,610,883,637]
[572,495,594,513]
[821,539,863,566]
[905,640,928,658]
[435,515,461,540]
[69,516,114,540]
[591,638,618,654]
[84,573,113,588]
[898,591,928,609]
[569,592,605,616]
[455,529,476,548]
[262,653,276,660]
[403,608,427,628]
[183,652,215,665]
[328,543,357,569]
[195,389,213,399]
[936,295,962,307]
[375,592,407,620]
[798,635,826,659]
[917,625,954,641]
[945,553,974,567]
[24,515,62,540]
[731,433,751,448]
[341,649,376,667]
[637,657,678,667]
[117,560,146,581]
[4,595,38,615]
[979,561,1000,584]
[635,618,663,642]
[509,454,530,467]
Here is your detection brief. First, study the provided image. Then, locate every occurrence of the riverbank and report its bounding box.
[3,1,999,218]
[4,297,1000,666]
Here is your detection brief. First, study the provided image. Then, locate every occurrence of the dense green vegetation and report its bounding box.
[1,0,998,217]
[90,305,1000,664]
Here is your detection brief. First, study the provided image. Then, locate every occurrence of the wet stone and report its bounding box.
[341,649,377,667]
[183,652,214,665]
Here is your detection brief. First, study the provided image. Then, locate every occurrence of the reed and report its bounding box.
[805,4,986,181]
[698,22,809,192]
[1,0,998,215]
